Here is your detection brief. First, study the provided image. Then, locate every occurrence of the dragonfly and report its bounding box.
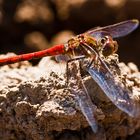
[0,19,139,133]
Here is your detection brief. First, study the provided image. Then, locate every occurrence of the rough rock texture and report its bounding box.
[0,53,140,140]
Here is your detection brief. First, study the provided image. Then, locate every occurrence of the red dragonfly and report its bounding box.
[0,19,138,65]
[0,19,139,133]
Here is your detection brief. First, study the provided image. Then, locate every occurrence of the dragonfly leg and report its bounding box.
[80,42,113,75]
[79,42,100,69]
[86,54,99,69]
[66,55,86,86]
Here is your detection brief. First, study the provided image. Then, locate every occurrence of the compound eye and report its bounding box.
[100,36,108,44]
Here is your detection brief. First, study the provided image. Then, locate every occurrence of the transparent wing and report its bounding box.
[87,19,139,38]
[55,54,70,62]
[68,61,98,133]
[75,87,98,133]
[86,58,139,117]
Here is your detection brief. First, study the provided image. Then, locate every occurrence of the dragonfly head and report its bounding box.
[99,36,118,57]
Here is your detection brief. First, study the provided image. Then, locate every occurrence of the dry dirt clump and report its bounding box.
[0,53,140,140]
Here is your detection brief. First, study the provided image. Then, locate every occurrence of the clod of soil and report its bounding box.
[0,53,140,140]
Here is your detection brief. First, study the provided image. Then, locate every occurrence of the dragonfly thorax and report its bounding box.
[66,34,98,57]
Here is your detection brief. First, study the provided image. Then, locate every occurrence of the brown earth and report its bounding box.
[0,53,140,140]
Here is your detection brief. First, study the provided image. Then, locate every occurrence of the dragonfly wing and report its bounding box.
[87,19,139,38]
[86,60,139,117]
[75,89,98,133]
[55,54,70,62]
[68,61,98,133]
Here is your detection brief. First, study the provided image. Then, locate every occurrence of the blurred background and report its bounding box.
[0,0,139,67]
